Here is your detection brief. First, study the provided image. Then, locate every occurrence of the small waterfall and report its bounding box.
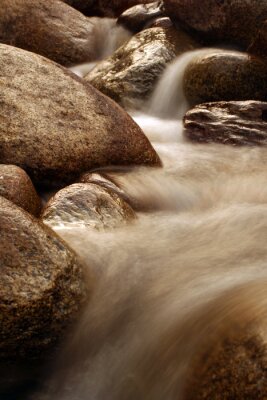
[69,18,131,78]
[32,23,267,400]
[147,48,225,119]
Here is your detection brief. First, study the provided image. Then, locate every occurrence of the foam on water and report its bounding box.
[34,47,267,400]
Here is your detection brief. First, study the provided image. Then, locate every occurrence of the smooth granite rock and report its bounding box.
[0,196,88,361]
[0,0,100,66]
[0,44,160,187]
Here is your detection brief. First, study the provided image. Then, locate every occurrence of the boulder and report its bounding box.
[0,164,41,216]
[0,195,87,362]
[183,101,267,146]
[41,183,136,230]
[64,0,153,17]
[183,51,267,106]
[117,2,163,33]
[85,26,198,109]
[0,44,160,187]
[0,0,101,66]
[163,0,267,48]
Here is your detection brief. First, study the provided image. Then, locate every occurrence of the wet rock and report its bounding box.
[163,0,267,48]
[0,164,41,216]
[183,101,267,146]
[64,0,153,17]
[0,196,87,361]
[79,171,131,205]
[117,2,163,33]
[0,44,160,187]
[183,51,267,106]
[0,0,100,66]
[41,183,136,230]
[79,168,173,212]
[86,26,198,109]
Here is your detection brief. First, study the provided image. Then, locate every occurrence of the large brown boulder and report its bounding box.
[0,44,160,187]
[183,51,267,106]
[163,0,267,49]
[86,26,198,109]
[0,164,41,216]
[0,0,101,66]
[42,183,136,230]
[0,195,88,361]
[183,101,267,146]
[64,0,153,17]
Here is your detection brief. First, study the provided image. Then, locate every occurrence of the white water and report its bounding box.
[35,47,267,399]
[147,48,228,119]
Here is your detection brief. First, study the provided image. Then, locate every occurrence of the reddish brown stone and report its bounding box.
[0,44,160,187]
[0,164,41,216]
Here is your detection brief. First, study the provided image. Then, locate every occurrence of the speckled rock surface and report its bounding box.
[118,2,163,33]
[185,333,267,399]
[183,51,267,106]
[0,44,160,187]
[64,0,153,17]
[183,101,267,146]
[0,164,41,216]
[42,183,136,230]
[163,0,267,48]
[0,196,88,361]
[85,26,198,108]
[0,0,100,66]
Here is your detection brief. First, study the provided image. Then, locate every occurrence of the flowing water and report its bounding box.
[34,36,267,399]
